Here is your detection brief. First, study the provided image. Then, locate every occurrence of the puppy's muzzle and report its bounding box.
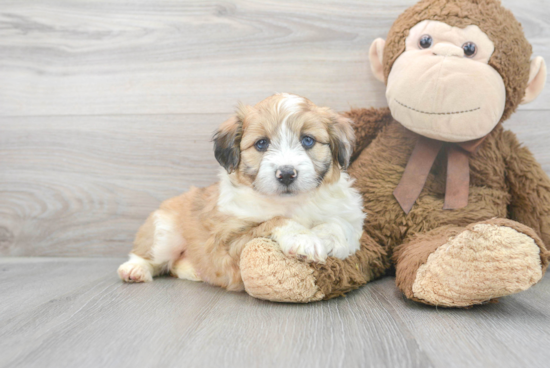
[276,166,298,186]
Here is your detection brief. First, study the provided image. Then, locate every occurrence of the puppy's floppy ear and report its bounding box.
[328,113,355,170]
[213,110,245,173]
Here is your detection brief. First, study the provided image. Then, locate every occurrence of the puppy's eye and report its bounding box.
[462,42,477,57]
[301,136,315,149]
[254,138,269,152]
[418,34,433,49]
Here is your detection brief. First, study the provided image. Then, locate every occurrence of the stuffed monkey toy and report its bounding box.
[239,0,550,307]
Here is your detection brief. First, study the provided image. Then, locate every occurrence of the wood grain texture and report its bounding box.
[0,114,224,256]
[1,110,549,257]
[0,0,548,116]
[1,258,549,368]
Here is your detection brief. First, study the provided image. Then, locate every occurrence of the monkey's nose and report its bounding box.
[432,43,464,58]
[276,166,297,186]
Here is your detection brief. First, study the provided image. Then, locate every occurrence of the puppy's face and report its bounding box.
[213,93,354,196]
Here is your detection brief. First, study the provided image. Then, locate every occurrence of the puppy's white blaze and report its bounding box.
[218,171,365,259]
[277,93,305,116]
[254,123,318,195]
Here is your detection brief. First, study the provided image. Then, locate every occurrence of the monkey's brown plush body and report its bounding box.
[239,0,550,307]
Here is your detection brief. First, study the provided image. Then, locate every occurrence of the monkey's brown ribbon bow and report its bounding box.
[393,135,485,214]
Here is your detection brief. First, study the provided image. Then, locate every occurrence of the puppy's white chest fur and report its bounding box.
[217,170,365,259]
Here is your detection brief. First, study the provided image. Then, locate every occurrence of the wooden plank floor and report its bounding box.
[1,257,550,368]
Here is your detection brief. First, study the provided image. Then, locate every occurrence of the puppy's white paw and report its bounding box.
[118,262,153,283]
[272,220,329,262]
[279,233,327,262]
[311,223,350,259]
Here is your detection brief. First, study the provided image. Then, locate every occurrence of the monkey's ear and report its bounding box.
[213,114,243,173]
[369,38,386,83]
[329,114,355,170]
[521,56,547,105]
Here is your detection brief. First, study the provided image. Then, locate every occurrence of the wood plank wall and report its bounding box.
[1,0,548,256]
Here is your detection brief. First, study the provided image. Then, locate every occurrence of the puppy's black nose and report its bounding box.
[276,166,297,186]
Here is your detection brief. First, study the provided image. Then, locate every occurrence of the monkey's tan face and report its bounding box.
[386,20,506,142]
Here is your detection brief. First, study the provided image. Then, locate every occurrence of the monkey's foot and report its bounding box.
[240,238,325,303]
[410,220,545,307]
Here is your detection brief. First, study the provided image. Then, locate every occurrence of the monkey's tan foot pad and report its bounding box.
[240,238,325,303]
[412,223,544,307]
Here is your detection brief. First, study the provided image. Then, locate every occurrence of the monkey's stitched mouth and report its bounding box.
[395,100,481,115]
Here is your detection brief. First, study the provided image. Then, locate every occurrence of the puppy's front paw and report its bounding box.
[272,220,328,262]
[278,233,327,263]
[118,262,153,283]
[311,223,350,259]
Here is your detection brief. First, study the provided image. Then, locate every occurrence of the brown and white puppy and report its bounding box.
[117,93,365,291]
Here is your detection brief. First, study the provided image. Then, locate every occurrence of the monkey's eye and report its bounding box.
[254,138,269,152]
[301,136,315,149]
[462,42,477,57]
[418,34,433,49]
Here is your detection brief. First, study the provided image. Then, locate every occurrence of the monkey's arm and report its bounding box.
[343,107,393,163]
[502,130,550,246]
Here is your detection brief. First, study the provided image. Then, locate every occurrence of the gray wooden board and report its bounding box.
[0,257,549,368]
[0,113,223,257]
[1,111,549,257]
[0,0,548,116]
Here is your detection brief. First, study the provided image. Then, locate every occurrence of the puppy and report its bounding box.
[118,93,365,291]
